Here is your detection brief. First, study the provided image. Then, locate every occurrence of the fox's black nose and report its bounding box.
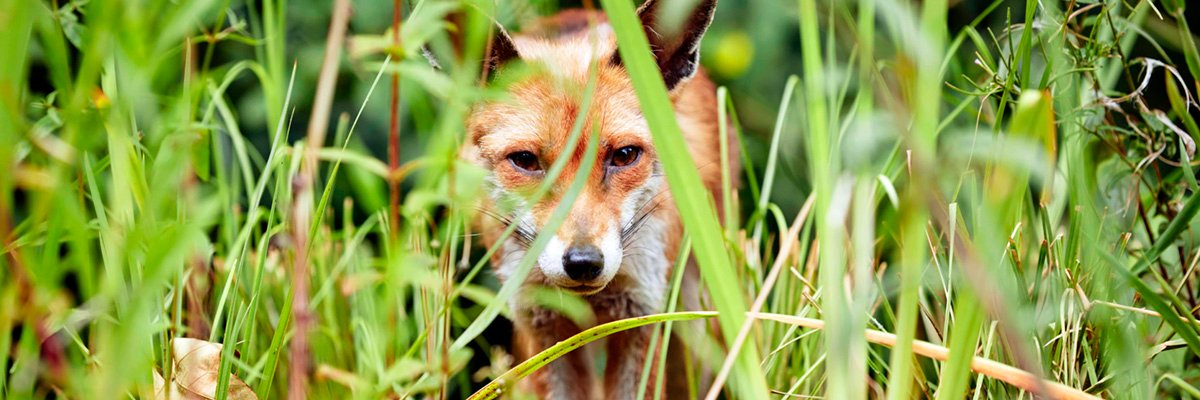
[562,245,603,281]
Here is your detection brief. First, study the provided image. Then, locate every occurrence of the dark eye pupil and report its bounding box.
[508,151,540,172]
[611,146,640,167]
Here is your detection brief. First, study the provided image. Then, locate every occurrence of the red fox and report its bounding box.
[455,0,730,397]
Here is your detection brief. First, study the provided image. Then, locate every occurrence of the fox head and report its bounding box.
[456,0,717,294]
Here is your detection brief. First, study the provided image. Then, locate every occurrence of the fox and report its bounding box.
[451,0,732,398]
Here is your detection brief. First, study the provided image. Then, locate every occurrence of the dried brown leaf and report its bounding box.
[171,338,258,400]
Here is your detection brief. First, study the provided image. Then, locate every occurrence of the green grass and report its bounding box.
[5,0,1200,398]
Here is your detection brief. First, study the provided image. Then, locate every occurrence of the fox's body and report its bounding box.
[462,1,728,398]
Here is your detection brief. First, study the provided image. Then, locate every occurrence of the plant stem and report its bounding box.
[388,0,403,234]
[289,1,351,398]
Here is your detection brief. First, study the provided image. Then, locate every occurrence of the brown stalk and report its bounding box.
[289,0,351,399]
[748,312,1101,400]
[388,0,403,234]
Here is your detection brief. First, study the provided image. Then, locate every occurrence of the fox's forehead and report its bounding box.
[468,24,649,160]
[511,21,618,81]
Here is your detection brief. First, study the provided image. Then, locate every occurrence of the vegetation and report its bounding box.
[3,0,1200,398]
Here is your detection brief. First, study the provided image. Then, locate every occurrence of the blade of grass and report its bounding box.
[717,87,734,235]
[750,76,798,246]
[599,0,769,398]
[796,0,860,397]
[0,6,32,395]
[935,291,983,400]
[886,0,948,397]
[637,235,691,400]
[652,236,692,400]
[469,311,719,400]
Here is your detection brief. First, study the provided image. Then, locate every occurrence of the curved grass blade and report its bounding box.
[468,311,718,400]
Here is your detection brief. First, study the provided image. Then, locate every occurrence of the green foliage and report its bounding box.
[3,0,1200,399]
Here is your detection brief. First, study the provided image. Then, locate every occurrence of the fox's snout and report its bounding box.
[535,222,626,294]
[562,244,603,282]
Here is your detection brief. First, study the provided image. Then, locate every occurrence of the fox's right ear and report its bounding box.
[613,0,717,90]
[423,19,520,75]
[482,23,521,72]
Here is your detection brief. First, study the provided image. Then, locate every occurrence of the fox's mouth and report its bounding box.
[560,282,607,296]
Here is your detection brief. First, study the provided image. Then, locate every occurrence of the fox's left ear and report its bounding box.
[614,0,717,90]
[422,17,520,76]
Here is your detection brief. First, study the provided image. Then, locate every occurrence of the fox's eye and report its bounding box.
[507,151,542,172]
[610,146,642,168]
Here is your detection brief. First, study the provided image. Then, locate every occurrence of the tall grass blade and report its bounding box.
[600,0,769,398]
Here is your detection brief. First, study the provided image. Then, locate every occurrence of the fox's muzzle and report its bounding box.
[562,244,604,282]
